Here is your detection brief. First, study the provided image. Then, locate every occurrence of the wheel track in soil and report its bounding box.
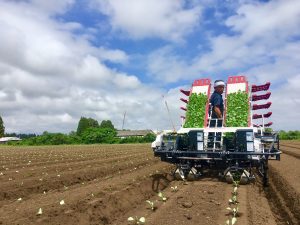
[265,150,300,225]
[265,141,300,225]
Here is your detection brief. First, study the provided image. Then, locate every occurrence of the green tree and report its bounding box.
[81,128,117,144]
[99,120,115,130]
[77,117,99,135]
[0,116,5,137]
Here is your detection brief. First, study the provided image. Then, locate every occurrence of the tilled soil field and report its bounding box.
[0,142,299,225]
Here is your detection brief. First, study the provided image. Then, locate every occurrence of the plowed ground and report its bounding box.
[0,142,299,225]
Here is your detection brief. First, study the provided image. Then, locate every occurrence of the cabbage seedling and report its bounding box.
[232,187,238,195]
[158,192,167,202]
[228,195,238,204]
[128,216,146,224]
[233,180,239,187]
[37,208,43,215]
[226,217,237,225]
[146,200,156,211]
[171,186,178,192]
[226,206,239,217]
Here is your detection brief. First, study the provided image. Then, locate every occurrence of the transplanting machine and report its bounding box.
[152,76,280,186]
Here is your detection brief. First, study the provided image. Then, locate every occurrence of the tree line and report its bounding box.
[1,116,300,145]
[0,116,155,145]
[278,130,300,140]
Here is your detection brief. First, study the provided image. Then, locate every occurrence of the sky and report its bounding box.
[0,0,299,134]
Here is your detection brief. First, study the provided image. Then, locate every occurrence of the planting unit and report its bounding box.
[152,75,280,186]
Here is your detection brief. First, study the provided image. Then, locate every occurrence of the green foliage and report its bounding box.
[19,133,76,145]
[99,120,115,130]
[5,133,36,139]
[9,130,155,146]
[279,130,300,140]
[81,128,117,144]
[6,115,155,145]
[76,117,99,135]
[0,116,5,137]
[116,133,156,144]
[264,128,273,133]
[184,93,207,128]
[226,91,249,127]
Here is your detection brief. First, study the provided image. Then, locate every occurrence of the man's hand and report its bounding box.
[214,106,223,119]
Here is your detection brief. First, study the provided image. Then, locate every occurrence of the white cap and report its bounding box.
[214,80,225,87]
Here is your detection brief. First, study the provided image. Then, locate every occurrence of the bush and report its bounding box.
[81,128,117,144]
[279,130,300,140]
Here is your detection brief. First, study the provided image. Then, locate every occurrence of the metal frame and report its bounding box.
[153,129,280,186]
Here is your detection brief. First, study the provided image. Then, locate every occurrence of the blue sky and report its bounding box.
[0,0,299,133]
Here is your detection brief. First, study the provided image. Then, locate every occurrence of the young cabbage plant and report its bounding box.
[233,180,240,187]
[232,186,238,196]
[128,216,146,224]
[228,195,238,205]
[37,208,43,215]
[146,200,156,211]
[158,192,167,202]
[226,217,237,225]
[171,186,178,192]
[226,206,239,217]
[60,200,65,205]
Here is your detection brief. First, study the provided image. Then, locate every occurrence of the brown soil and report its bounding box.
[280,143,300,159]
[0,142,299,225]
[266,150,300,224]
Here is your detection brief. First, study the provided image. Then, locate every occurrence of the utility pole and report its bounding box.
[122,111,126,130]
[162,95,176,132]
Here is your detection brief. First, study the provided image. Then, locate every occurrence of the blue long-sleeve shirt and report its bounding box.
[209,92,224,119]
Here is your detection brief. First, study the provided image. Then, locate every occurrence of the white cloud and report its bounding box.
[145,0,300,130]
[0,0,299,133]
[92,0,202,41]
[146,0,300,83]
[147,46,192,83]
[30,0,75,14]
[0,0,177,133]
[268,74,300,130]
[226,0,300,41]
[96,47,129,64]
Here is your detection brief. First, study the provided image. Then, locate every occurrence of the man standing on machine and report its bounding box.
[208,80,225,148]
[209,80,225,127]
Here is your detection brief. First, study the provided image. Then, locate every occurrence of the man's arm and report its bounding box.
[214,106,223,119]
